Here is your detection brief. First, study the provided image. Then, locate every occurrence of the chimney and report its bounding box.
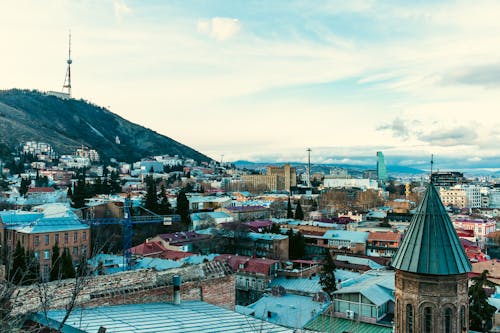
[173,275,182,305]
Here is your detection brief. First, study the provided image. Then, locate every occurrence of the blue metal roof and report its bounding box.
[334,271,395,307]
[32,301,294,333]
[322,230,369,243]
[391,183,471,275]
[236,294,328,329]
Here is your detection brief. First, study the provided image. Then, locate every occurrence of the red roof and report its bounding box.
[368,231,401,242]
[215,254,278,276]
[160,250,195,260]
[27,187,55,193]
[130,241,168,256]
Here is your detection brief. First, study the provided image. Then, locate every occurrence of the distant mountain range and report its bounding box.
[233,160,426,175]
[0,89,211,163]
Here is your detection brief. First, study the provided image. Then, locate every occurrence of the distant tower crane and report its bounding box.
[62,31,72,97]
[306,148,312,187]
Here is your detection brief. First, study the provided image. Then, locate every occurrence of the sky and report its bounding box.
[0,0,499,170]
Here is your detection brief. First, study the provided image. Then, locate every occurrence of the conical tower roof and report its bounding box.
[392,183,471,275]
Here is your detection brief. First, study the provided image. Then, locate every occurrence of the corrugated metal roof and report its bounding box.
[334,271,395,307]
[33,301,294,333]
[392,183,471,275]
[270,276,323,294]
[322,230,368,243]
[305,315,393,333]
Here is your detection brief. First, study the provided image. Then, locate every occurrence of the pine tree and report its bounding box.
[469,270,496,331]
[72,173,87,208]
[294,201,304,220]
[286,197,293,219]
[20,177,30,196]
[319,249,337,299]
[60,248,76,279]
[50,243,62,281]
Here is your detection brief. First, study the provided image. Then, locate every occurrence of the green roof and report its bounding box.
[305,315,393,333]
[391,183,471,275]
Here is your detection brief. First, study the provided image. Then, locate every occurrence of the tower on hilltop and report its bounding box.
[62,31,72,97]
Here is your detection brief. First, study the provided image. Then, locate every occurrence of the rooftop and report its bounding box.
[334,271,395,307]
[305,315,393,333]
[322,230,369,243]
[32,301,294,333]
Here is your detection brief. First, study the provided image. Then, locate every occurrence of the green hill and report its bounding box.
[0,89,211,163]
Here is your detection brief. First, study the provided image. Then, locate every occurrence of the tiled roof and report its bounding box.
[27,187,55,193]
[392,183,471,275]
[215,254,278,276]
[368,231,401,242]
[131,241,168,256]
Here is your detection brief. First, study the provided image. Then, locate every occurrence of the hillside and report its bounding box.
[0,89,211,163]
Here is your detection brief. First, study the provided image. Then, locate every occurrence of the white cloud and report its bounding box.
[468,157,482,162]
[114,0,131,21]
[197,17,241,41]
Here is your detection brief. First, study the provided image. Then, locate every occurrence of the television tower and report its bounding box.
[62,31,72,97]
[307,148,312,187]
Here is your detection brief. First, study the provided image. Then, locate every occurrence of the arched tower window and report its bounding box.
[460,305,466,332]
[406,304,413,333]
[423,307,432,333]
[444,308,452,333]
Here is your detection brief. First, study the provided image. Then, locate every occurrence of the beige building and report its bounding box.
[241,164,297,193]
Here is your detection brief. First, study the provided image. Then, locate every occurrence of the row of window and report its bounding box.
[33,245,88,260]
[33,231,87,247]
[405,304,466,333]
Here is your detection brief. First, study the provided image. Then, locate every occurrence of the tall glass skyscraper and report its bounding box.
[376,151,388,183]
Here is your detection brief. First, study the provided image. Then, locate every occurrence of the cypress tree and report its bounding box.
[469,270,496,331]
[286,197,293,219]
[176,190,191,229]
[157,185,172,215]
[11,241,26,284]
[50,243,61,281]
[144,176,158,213]
[61,248,76,279]
[294,201,304,220]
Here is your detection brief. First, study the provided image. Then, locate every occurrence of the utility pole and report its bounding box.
[307,148,312,187]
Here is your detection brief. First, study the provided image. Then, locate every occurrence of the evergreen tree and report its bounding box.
[50,243,62,281]
[319,249,337,299]
[176,190,191,229]
[110,170,121,194]
[157,185,172,215]
[286,197,294,219]
[294,201,304,220]
[66,186,73,198]
[10,241,26,284]
[287,229,306,260]
[270,223,281,234]
[144,175,158,213]
[469,270,496,331]
[72,173,87,208]
[20,177,30,196]
[24,251,39,284]
[60,248,76,279]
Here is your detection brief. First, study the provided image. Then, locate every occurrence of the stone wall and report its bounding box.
[11,261,234,315]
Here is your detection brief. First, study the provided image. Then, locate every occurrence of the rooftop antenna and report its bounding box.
[430,154,434,183]
[62,30,72,97]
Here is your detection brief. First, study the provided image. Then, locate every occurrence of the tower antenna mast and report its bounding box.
[62,30,72,97]
[307,148,312,187]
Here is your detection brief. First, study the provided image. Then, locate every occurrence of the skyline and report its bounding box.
[1,1,499,170]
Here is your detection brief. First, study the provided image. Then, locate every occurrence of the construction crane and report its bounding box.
[82,198,180,270]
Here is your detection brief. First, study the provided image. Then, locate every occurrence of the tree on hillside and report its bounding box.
[176,190,191,230]
[10,241,26,285]
[60,248,76,279]
[157,185,172,215]
[469,270,496,331]
[294,201,304,220]
[287,197,294,219]
[319,249,337,299]
[143,175,158,213]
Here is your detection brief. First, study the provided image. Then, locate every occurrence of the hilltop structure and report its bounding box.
[392,183,471,333]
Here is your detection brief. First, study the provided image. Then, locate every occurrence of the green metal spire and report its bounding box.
[392,183,471,275]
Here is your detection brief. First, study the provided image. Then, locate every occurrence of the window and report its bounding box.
[72,246,78,256]
[43,250,50,260]
[460,305,466,332]
[424,307,432,333]
[64,233,68,244]
[45,234,49,245]
[34,236,40,247]
[34,251,40,260]
[22,235,25,244]
[73,232,78,242]
[444,308,452,333]
[406,304,413,333]
[55,234,59,244]
[82,231,87,241]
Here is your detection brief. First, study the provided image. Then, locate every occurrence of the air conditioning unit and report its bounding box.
[346,310,355,320]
